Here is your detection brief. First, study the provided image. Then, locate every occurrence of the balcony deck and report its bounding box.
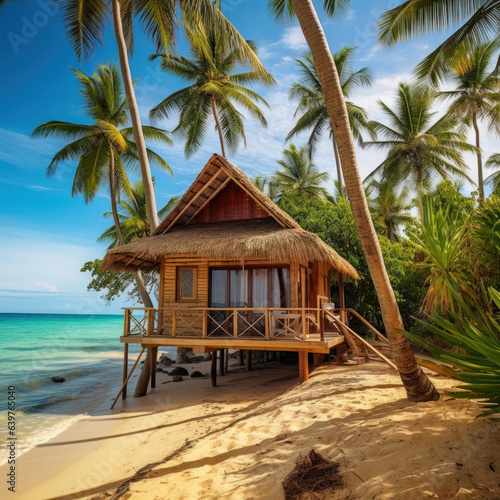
[121,307,347,354]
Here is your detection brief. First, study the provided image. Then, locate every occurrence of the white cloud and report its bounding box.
[34,282,58,292]
[281,26,308,51]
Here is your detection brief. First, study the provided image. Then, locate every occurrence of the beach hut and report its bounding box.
[103,153,376,392]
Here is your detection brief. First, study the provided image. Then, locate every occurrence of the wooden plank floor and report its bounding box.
[121,335,345,354]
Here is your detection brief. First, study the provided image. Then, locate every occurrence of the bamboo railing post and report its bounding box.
[265,310,270,340]
[233,309,238,338]
[302,309,307,340]
[122,343,128,400]
[202,309,207,338]
[123,309,130,336]
[320,310,325,341]
[172,309,177,337]
[146,309,154,337]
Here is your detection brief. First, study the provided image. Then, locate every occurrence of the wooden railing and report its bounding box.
[122,307,352,342]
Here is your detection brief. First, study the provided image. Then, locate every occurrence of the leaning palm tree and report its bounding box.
[99,178,179,247]
[437,41,500,199]
[269,0,439,401]
[32,63,172,306]
[368,180,414,243]
[364,82,475,193]
[1,0,269,233]
[485,153,500,196]
[287,48,375,195]
[378,0,500,84]
[150,26,273,158]
[273,144,329,200]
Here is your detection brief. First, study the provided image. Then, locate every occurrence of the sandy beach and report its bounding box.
[5,358,500,500]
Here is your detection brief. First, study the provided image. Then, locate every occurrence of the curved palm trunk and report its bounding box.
[331,132,344,196]
[292,0,438,402]
[111,0,159,232]
[472,113,484,199]
[108,148,126,247]
[212,97,226,158]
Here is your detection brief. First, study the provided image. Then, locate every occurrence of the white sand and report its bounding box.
[5,359,500,500]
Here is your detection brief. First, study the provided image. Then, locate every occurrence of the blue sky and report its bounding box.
[0,1,494,314]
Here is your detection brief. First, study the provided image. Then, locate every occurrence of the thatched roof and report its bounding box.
[154,153,300,234]
[101,219,359,279]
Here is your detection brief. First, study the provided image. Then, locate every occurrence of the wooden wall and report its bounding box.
[158,255,334,335]
[192,181,269,224]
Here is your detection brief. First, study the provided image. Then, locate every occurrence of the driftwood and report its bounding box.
[283,449,343,500]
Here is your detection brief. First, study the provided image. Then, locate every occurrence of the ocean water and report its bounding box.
[0,313,174,464]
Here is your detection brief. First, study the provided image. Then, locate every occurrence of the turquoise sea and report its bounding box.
[0,313,174,464]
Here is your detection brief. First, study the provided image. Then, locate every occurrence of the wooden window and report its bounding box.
[176,267,197,301]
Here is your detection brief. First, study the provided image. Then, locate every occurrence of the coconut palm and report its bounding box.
[269,0,439,401]
[32,64,172,308]
[364,82,475,193]
[378,0,500,84]
[253,176,282,203]
[485,153,500,195]
[287,48,375,195]
[150,26,272,158]
[368,180,413,243]
[437,41,500,199]
[273,144,329,200]
[99,178,180,247]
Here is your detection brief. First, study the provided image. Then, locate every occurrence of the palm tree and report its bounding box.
[378,1,500,84]
[273,144,329,200]
[437,41,500,199]
[32,63,172,306]
[149,26,273,158]
[287,48,375,195]
[368,180,413,243]
[99,179,180,246]
[364,82,475,193]
[485,153,500,195]
[1,0,269,233]
[269,0,439,401]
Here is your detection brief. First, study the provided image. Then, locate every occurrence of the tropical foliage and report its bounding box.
[364,82,475,192]
[272,144,329,200]
[405,286,500,419]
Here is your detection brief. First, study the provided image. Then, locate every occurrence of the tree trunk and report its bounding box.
[332,132,344,197]
[292,0,438,402]
[472,113,484,199]
[111,0,159,232]
[108,146,126,247]
[211,97,226,158]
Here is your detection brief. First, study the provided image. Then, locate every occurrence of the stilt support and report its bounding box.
[122,343,128,400]
[111,347,145,409]
[299,350,309,383]
[211,353,217,387]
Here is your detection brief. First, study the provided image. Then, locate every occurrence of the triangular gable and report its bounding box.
[154,153,300,235]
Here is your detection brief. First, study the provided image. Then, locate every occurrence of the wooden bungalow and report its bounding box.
[103,154,393,401]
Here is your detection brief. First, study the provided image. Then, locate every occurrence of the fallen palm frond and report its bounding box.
[283,449,343,500]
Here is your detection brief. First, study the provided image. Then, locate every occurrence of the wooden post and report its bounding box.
[111,347,145,409]
[313,353,324,366]
[339,273,345,323]
[147,309,154,337]
[172,308,177,337]
[202,309,207,337]
[151,347,157,389]
[302,308,307,340]
[233,310,238,338]
[211,353,217,387]
[299,350,309,382]
[225,349,229,373]
[246,350,252,371]
[239,350,244,366]
[219,349,225,376]
[122,343,128,400]
[123,309,130,337]
[336,343,348,364]
[265,310,270,339]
